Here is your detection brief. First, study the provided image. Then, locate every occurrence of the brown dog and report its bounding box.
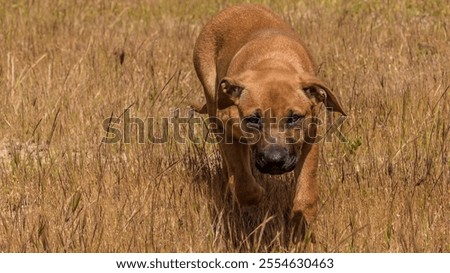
[192,4,345,239]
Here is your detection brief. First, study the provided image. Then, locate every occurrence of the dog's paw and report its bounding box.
[289,210,316,244]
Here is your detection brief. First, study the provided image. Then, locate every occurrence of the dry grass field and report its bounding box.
[0,0,449,252]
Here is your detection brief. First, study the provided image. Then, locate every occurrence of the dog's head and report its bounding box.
[219,69,345,175]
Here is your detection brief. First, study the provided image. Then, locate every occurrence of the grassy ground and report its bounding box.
[0,0,449,252]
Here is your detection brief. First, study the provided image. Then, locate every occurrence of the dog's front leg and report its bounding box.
[220,141,265,206]
[291,142,319,241]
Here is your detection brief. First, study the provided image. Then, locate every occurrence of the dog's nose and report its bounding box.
[255,145,295,175]
[264,145,287,166]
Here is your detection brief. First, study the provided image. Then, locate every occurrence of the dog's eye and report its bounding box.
[245,115,261,128]
[287,114,304,126]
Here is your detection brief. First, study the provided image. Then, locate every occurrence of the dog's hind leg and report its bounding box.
[193,27,219,118]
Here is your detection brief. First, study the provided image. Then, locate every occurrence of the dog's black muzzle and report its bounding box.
[255,145,297,175]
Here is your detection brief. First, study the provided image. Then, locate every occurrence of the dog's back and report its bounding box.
[196,5,292,57]
[193,4,314,114]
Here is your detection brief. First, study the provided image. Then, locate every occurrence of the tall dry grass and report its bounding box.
[0,0,448,252]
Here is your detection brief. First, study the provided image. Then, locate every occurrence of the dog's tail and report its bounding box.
[190,101,208,114]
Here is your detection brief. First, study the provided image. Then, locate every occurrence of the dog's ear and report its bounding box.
[218,77,244,108]
[301,77,346,115]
